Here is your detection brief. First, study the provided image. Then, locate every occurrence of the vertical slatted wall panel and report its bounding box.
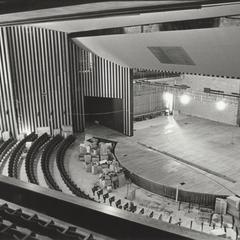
[72,45,133,136]
[68,41,85,133]
[4,26,72,134]
[0,27,18,136]
[0,26,133,136]
[0,26,73,136]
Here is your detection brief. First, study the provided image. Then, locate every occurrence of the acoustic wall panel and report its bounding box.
[72,44,133,136]
[0,27,18,136]
[4,26,72,135]
[68,41,85,133]
[0,25,133,137]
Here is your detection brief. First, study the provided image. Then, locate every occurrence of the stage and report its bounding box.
[83,115,240,204]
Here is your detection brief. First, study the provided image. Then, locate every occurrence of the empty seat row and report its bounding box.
[0,220,39,240]
[0,138,15,157]
[56,136,94,201]
[0,203,93,240]
[41,135,64,191]
[0,138,17,165]
[8,132,37,178]
[25,133,50,185]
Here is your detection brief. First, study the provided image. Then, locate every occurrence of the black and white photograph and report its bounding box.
[0,0,240,239]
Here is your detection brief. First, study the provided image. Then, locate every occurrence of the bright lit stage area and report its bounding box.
[85,115,240,206]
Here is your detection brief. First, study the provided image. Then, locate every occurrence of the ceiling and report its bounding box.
[73,26,240,78]
[29,3,240,33]
[0,1,240,26]
[1,1,240,78]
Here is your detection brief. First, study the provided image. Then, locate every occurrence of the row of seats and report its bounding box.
[0,220,38,240]
[0,138,17,163]
[8,132,37,178]
[41,135,64,191]
[56,136,94,201]
[25,133,50,185]
[0,138,14,157]
[0,203,94,240]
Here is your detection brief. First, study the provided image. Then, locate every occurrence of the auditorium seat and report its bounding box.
[0,201,96,240]
[25,133,50,185]
[40,134,63,191]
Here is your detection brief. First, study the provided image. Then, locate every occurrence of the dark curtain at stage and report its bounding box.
[84,96,123,133]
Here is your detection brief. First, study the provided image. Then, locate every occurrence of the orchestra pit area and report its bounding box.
[1,114,240,239]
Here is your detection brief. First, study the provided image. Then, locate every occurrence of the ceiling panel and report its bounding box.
[73,26,240,78]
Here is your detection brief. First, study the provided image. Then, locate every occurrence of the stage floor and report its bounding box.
[84,115,240,196]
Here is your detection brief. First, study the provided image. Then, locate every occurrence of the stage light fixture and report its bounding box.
[216,100,227,111]
[180,94,190,105]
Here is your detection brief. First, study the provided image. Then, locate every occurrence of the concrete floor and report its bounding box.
[2,114,240,238]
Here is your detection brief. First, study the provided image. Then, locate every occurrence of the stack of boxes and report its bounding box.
[215,198,227,215]
[79,138,126,190]
[226,196,240,219]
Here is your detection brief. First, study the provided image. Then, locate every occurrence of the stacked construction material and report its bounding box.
[215,198,227,215]
[80,137,126,190]
[226,196,240,219]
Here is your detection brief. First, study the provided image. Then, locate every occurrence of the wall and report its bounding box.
[175,74,240,125]
[0,26,73,136]
[71,44,133,136]
[134,83,165,116]
[0,26,133,137]
[0,27,18,136]
[85,96,123,133]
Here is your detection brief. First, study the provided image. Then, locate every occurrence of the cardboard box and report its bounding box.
[227,205,240,219]
[97,166,103,173]
[226,228,237,240]
[84,154,91,164]
[118,173,126,187]
[102,179,112,188]
[126,189,136,201]
[109,164,115,172]
[215,198,227,215]
[84,163,92,173]
[92,165,98,175]
[100,143,108,155]
[100,154,108,161]
[79,144,87,155]
[101,164,108,169]
[227,196,240,210]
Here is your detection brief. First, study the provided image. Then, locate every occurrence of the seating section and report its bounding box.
[8,132,37,178]
[25,133,50,184]
[56,136,94,201]
[41,135,64,191]
[0,138,17,164]
[0,202,95,240]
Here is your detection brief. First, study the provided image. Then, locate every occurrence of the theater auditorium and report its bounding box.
[0,1,240,239]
